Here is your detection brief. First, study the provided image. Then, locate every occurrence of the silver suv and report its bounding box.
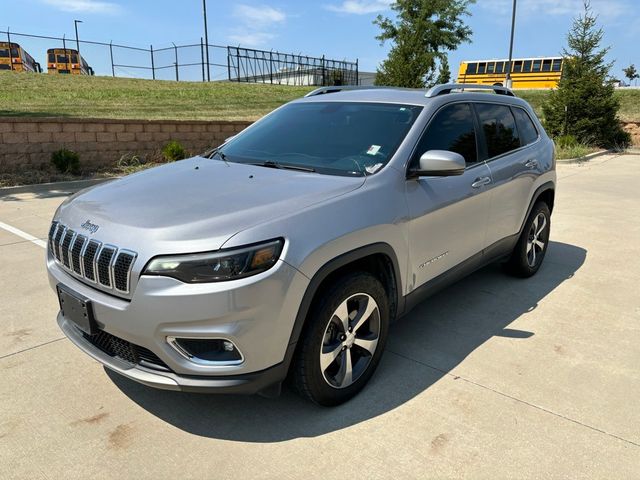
[47,84,556,406]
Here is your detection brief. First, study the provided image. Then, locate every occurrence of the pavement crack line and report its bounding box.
[386,348,640,449]
[0,337,65,361]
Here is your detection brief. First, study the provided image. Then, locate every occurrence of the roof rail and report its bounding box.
[304,85,383,97]
[425,83,515,98]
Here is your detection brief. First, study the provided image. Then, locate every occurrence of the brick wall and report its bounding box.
[0,118,252,172]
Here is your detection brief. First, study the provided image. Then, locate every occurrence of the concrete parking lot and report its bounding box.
[1,154,639,479]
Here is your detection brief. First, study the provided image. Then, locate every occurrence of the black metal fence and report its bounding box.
[1,29,359,85]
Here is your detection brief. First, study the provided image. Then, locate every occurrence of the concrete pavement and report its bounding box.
[1,154,639,479]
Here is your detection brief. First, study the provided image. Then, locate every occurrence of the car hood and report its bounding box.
[55,157,365,254]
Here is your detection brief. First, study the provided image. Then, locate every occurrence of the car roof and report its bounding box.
[295,85,531,109]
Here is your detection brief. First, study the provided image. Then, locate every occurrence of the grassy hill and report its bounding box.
[0,72,638,122]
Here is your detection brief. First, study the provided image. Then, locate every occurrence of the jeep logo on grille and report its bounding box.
[80,220,99,234]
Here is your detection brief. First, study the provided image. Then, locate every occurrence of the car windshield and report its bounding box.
[213,101,423,176]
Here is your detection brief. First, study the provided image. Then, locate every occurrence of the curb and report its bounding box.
[556,149,614,164]
[0,177,116,197]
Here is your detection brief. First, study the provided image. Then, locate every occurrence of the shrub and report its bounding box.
[117,153,144,169]
[51,148,80,174]
[161,140,187,162]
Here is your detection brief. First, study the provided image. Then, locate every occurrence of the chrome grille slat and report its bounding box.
[49,221,137,298]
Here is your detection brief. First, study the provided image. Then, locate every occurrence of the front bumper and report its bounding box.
[58,313,293,394]
[48,251,309,393]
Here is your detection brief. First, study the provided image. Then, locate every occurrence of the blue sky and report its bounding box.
[2,0,638,81]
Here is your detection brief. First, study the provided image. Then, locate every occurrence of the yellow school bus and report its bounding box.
[457,57,563,89]
[47,48,94,75]
[0,42,42,72]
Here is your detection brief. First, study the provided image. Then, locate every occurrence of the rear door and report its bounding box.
[405,102,493,291]
[474,103,543,246]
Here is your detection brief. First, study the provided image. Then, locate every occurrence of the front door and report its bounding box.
[405,102,493,293]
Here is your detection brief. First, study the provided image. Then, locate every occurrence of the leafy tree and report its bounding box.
[622,64,638,86]
[542,1,629,148]
[374,0,474,88]
[436,55,451,84]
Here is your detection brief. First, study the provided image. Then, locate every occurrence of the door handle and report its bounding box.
[524,159,538,169]
[471,176,491,188]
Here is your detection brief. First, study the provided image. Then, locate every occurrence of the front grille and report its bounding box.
[81,329,171,372]
[49,221,137,296]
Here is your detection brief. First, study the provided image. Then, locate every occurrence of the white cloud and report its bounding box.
[479,0,631,21]
[41,0,121,14]
[325,0,392,15]
[228,31,276,48]
[228,4,287,48]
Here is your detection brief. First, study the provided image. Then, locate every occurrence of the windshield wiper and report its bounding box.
[251,160,316,173]
[202,147,229,162]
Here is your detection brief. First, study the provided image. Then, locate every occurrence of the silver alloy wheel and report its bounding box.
[527,212,547,267]
[320,293,381,389]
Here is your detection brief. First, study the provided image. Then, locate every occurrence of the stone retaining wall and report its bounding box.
[0,118,252,172]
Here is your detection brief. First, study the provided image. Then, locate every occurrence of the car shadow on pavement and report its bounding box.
[108,240,586,443]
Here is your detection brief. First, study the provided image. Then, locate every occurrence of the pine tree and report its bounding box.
[374,0,474,88]
[542,1,630,148]
[436,56,451,84]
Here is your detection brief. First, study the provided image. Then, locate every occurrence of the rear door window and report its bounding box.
[511,107,539,146]
[413,103,478,166]
[475,103,520,158]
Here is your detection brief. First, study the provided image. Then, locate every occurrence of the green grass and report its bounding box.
[554,142,599,160]
[0,72,638,122]
[0,72,314,121]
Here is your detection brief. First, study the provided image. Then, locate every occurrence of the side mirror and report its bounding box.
[409,150,466,178]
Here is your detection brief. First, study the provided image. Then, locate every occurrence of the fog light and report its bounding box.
[167,336,243,365]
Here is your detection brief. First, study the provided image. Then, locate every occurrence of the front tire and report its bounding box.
[505,202,551,277]
[292,272,389,406]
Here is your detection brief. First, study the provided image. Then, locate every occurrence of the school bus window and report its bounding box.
[542,59,552,72]
[487,62,495,74]
[523,60,532,72]
[495,61,504,74]
[466,63,477,74]
[552,59,562,72]
[71,54,78,63]
[532,59,541,72]
[48,53,55,63]
[513,60,523,73]
[477,62,486,74]
[57,54,68,63]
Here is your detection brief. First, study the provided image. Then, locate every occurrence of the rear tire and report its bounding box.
[292,272,389,406]
[505,202,551,277]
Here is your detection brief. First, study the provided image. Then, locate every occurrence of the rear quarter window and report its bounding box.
[511,107,539,146]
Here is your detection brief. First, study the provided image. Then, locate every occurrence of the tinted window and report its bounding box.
[413,103,478,166]
[552,59,562,72]
[478,63,486,74]
[487,62,495,74]
[220,102,422,177]
[523,60,532,72]
[495,62,504,74]
[71,54,78,63]
[475,103,520,158]
[466,63,477,74]
[532,59,542,72]
[0,49,8,58]
[57,55,68,63]
[513,60,522,73]
[542,59,552,72]
[512,107,539,145]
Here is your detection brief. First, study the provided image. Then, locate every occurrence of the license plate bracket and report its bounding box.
[57,284,98,335]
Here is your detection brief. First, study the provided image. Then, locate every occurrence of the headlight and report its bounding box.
[143,239,284,283]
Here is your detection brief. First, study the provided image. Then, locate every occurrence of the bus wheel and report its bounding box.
[493,82,503,87]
